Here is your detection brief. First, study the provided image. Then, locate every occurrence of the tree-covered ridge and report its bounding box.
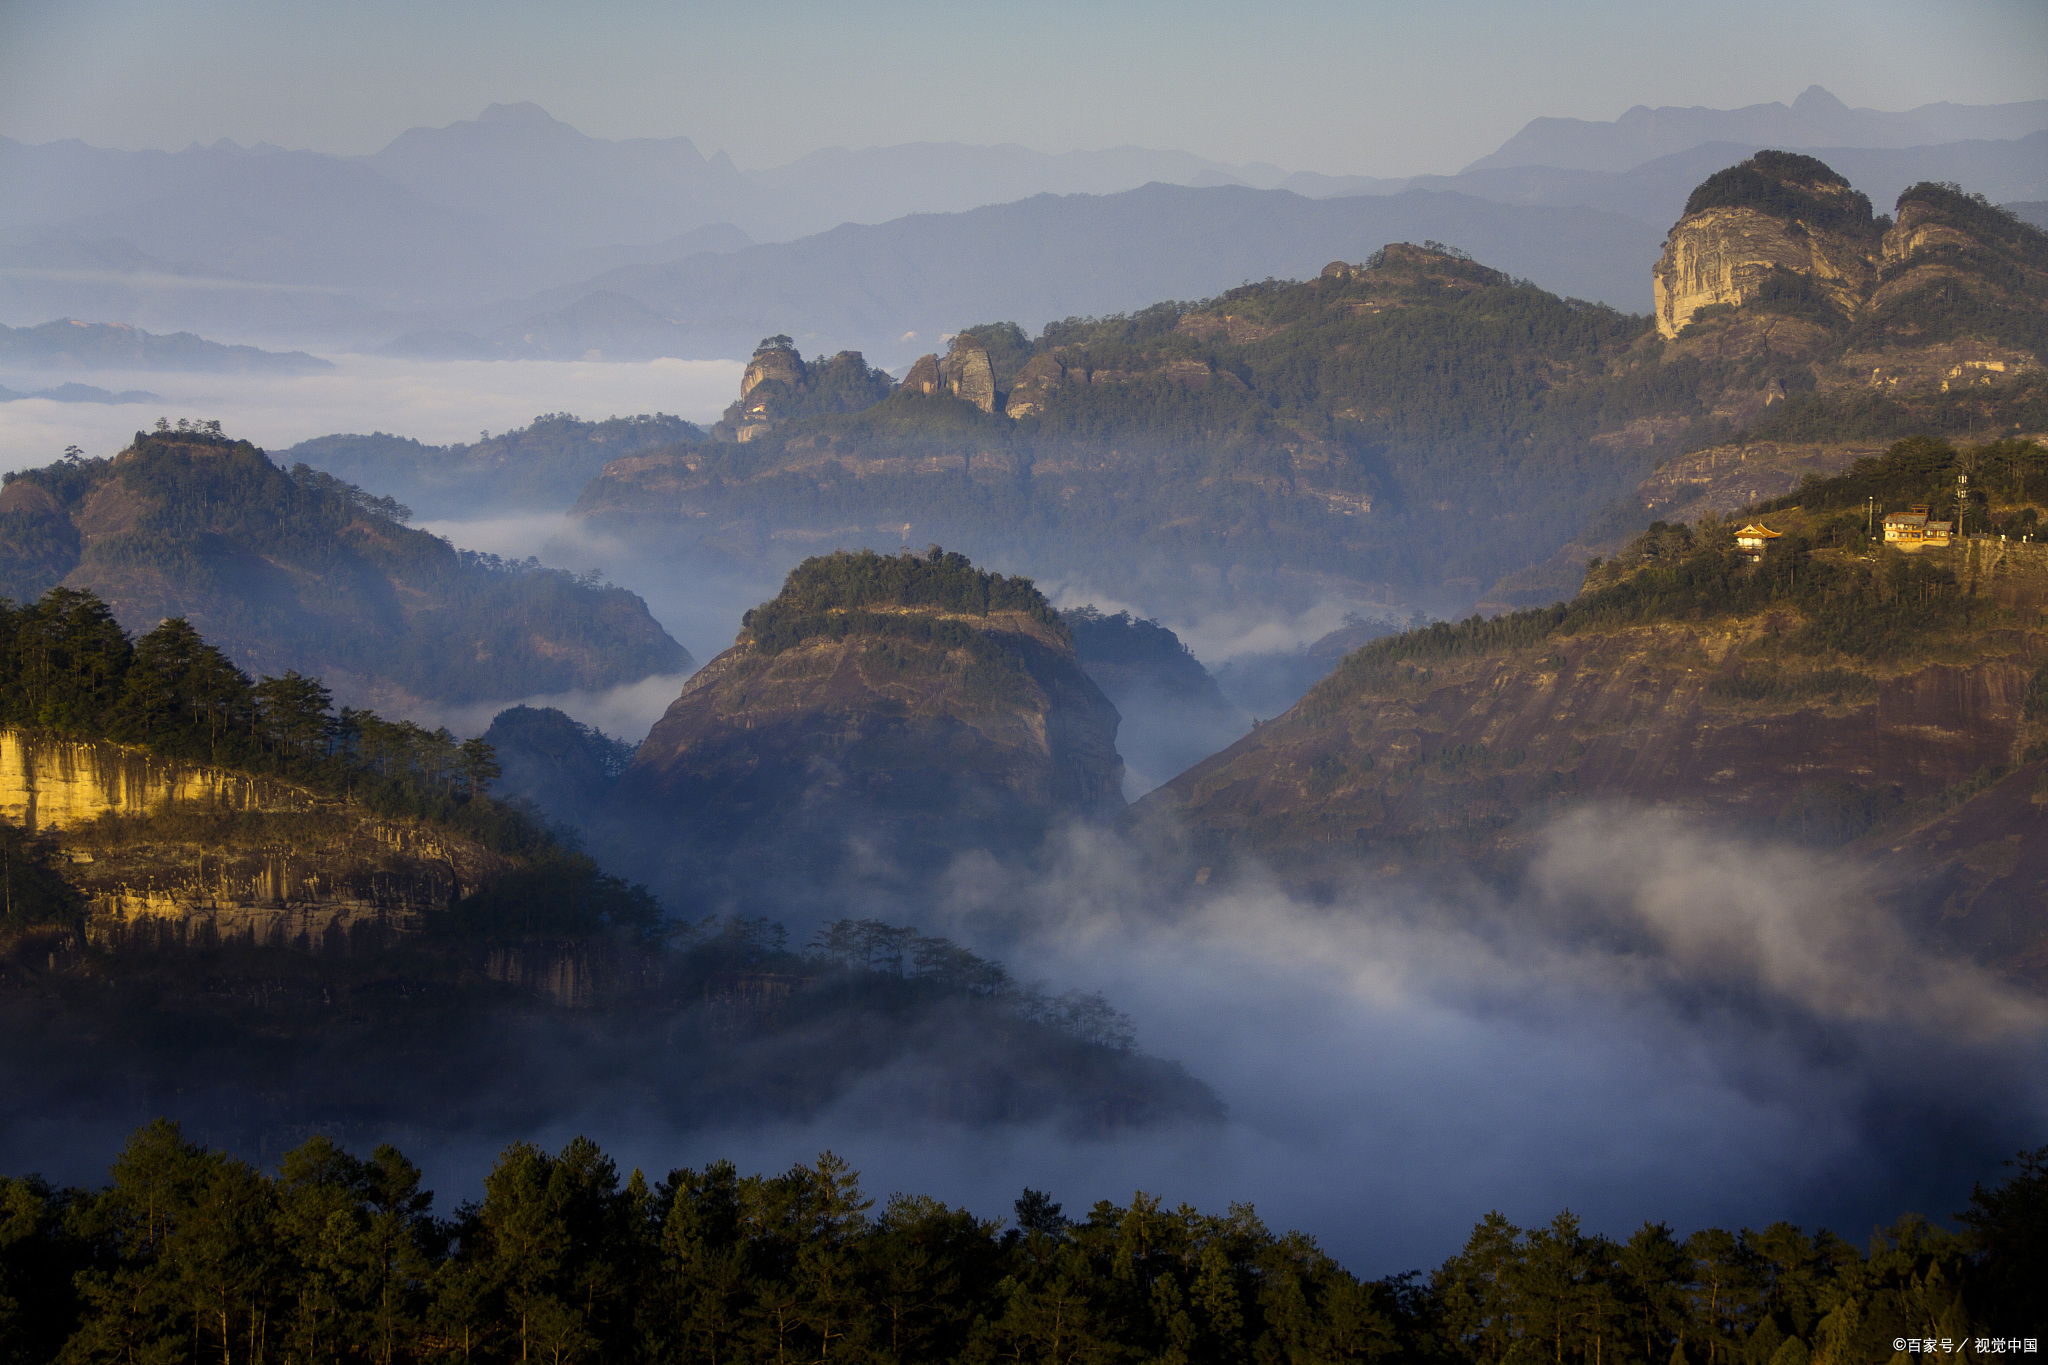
[0,1123,2037,1365]
[1853,181,2048,361]
[286,411,701,517]
[1305,434,2040,717]
[0,586,661,942]
[0,428,688,704]
[580,241,1688,617]
[713,346,896,437]
[1681,150,1881,234]
[741,548,1066,657]
[1062,606,1203,671]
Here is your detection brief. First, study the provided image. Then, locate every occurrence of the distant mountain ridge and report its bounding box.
[475,183,1669,363]
[4,91,2044,357]
[1468,85,2048,173]
[569,155,2048,637]
[0,317,328,372]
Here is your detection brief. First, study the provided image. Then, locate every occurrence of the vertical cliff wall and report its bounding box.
[0,730,315,832]
[1,729,511,951]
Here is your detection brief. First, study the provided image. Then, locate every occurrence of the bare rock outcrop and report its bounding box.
[3,729,511,951]
[1652,153,1883,339]
[902,352,943,395]
[938,335,997,412]
[740,343,806,400]
[1004,352,1068,418]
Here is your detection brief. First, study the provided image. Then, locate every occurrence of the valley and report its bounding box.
[5,57,2048,1357]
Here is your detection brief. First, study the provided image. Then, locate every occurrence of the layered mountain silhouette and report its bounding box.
[3,91,2043,358]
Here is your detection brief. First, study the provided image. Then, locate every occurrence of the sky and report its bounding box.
[2,0,2044,177]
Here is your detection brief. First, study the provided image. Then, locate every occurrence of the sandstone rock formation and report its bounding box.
[1003,352,1067,417]
[1652,152,1881,338]
[3,729,508,951]
[597,549,1123,911]
[938,334,997,412]
[740,342,805,400]
[902,352,943,395]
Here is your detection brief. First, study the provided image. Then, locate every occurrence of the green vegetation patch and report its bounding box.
[1703,668,1878,707]
[1682,150,1877,235]
[1304,434,2031,716]
[745,547,1063,657]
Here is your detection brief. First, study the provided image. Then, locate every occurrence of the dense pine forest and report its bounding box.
[0,1125,2038,1363]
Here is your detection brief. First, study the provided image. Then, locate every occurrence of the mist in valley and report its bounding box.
[4,801,2038,1277]
[6,19,2048,1353]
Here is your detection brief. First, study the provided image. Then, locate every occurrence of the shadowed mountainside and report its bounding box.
[1138,434,2048,984]
[596,549,1123,916]
[0,428,690,708]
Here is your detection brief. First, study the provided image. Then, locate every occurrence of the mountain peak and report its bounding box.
[1792,85,1850,114]
[475,102,561,127]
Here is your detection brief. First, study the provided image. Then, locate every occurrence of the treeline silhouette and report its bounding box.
[741,548,1066,670]
[0,1124,2037,1363]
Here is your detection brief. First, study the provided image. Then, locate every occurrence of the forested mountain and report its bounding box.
[1063,606,1246,794]
[1139,433,2048,982]
[0,425,690,708]
[0,1119,2038,1362]
[0,594,1207,1160]
[575,155,2048,632]
[597,548,1123,914]
[286,411,700,518]
[479,703,636,832]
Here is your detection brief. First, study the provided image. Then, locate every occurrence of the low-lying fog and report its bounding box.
[343,808,2043,1275]
[13,359,2034,1274]
[0,354,742,473]
[412,511,1369,764]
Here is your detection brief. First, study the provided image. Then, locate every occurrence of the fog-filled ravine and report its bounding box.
[5,67,2048,1357]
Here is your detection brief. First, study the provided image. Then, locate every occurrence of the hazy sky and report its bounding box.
[2,0,2043,176]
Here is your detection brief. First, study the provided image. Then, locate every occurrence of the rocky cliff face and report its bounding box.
[3,729,509,950]
[938,335,997,412]
[1653,153,1883,338]
[597,551,1123,911]
[896,336,997,413]
[1652,153,2045,391]
[740,344,805,400]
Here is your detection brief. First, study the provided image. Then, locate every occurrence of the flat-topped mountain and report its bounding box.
[287,411,700,518]
[0,426,689,708]
[598,548,1123,911]
[1652,152,2048,368]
